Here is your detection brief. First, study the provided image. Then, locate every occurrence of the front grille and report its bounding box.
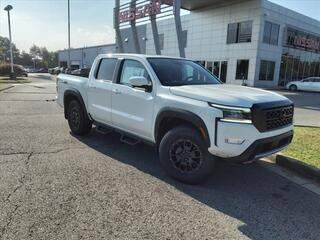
[265,106,293,131]
[252,100,294,132]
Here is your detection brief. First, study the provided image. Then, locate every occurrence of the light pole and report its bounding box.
[4,5,15,79]
[67,0,71,69]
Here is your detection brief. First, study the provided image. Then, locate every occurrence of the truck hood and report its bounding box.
[169,84,288,107]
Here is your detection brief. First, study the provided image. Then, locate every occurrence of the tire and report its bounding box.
[289,84,297,91]
[67,100,92,135]
[159,126,216,184]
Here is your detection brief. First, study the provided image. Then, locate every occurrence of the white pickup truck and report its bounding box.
[57,54,294,184]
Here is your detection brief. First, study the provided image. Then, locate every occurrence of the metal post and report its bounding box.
[130,0,141,54]
[6,10,14,78]
[150,0,161,55]
[67,0,71,69]
[173,0,185,58]
[114,0,124,53]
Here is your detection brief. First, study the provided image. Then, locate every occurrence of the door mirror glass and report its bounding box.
[129,76,151,91]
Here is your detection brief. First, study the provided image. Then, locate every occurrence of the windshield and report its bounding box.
[148,58,221,86]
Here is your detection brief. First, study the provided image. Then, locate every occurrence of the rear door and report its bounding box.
[87,58,117,124]
[111,59,155,140]
[312,78,320,92]
[299,78,312,91]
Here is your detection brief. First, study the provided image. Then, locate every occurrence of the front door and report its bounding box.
[87,58,117,124]
[111,59,155,140]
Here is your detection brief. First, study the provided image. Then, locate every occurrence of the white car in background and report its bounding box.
[286,77,320,92]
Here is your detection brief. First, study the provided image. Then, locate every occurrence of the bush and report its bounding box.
[0,64,25,76]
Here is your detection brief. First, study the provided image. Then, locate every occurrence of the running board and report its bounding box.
[120,134,141,146]
[96,125,113,135]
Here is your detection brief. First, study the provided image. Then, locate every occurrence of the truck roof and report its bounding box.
[98,53,187,61]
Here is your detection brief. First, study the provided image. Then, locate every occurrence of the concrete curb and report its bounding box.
[0,85,14,92]
[276,154,320,182]
[294,125,320,129]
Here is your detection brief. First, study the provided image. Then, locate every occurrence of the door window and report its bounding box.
[96,58,117,81]
[120,60,150,86]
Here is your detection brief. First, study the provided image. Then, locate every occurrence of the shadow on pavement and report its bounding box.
[73,129,320,239]
[28,74,53,81]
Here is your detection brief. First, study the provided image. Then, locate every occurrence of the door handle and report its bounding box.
[113,89,121,94]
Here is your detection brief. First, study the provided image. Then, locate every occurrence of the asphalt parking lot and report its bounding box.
[271,89,320,127]
[0,76,320,239]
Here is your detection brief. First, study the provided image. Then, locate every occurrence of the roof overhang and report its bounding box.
[162,0,251,11]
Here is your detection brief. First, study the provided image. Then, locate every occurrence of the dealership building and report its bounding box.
[59,0,320,87]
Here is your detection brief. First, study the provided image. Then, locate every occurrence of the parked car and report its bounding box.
[21,68,28,77]
[49,68,55,74]
[53,67,64,75]
[57,54,294,184]
[286,77,320,92]
[71,68,90,77]
[64,68,73,74]
[17,65,28,77]
[36,68,48,73]
[0,64,28,77]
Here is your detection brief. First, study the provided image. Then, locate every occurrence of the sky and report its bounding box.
[0,0,319,52]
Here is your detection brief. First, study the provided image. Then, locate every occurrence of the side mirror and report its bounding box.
[129,76,152,91]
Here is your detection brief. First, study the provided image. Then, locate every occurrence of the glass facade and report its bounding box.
[279,47,320,86]
[278,26,320,86]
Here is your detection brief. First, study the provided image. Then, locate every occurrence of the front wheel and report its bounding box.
[159,126,216,184]
[289,84,297,91]
[67,100,92,135]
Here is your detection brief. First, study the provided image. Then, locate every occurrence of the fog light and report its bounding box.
[225,138,245,145]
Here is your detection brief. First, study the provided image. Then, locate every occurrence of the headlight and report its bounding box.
[209,103,252,123]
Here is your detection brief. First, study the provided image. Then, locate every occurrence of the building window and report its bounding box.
[236,60,249,80]
[158,33,164,50]
[195,61,206,67]
[227,21,252,44]
[263,21,280,45]
[259,60,275,81]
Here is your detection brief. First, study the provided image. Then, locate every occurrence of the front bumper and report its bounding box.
[219,130,293,163]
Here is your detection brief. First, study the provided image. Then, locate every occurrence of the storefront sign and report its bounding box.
[119,0,161,24]
[285,27,320,53]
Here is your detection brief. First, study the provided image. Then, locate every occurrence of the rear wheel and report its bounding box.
[159,126,216,184]
[67,100,92,135]
[289,84,297,91]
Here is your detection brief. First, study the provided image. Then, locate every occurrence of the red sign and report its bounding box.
[119,0,161,24]
[286,28,320,53]
[293,36,320,52]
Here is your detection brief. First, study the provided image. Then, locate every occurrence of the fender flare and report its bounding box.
[63,89,87,119]
[154,107,210,147]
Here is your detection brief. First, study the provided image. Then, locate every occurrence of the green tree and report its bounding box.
[29,45,58,68]
[0,35,20,64]
[0,36,58,68]
[16,50,33,66]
